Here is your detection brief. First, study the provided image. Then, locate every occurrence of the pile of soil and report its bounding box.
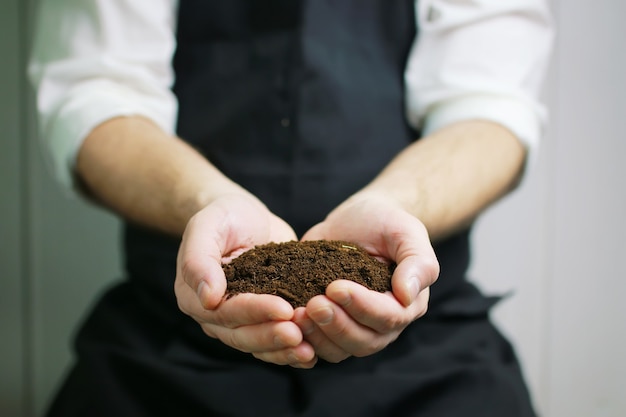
[223,240,395,308]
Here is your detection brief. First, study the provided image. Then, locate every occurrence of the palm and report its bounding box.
[174,194,317,368]
[302,196,423,264]
[292,194,439,364]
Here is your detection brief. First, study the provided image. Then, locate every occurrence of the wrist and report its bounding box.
[344,187,417,215]
[183,186,262,224]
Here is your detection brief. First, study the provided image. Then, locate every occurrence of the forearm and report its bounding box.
[76,116,250,236]
[357,120,526,241]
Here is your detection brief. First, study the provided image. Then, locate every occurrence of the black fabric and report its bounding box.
[174,0,418,234]
[45,1,537,416]
[126,0,474,312]
[46,282,534,417]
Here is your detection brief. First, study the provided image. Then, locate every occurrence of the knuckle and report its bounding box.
[354,335,396,357]
[322,352,350,364]
[251,352,272,364]
[380,315,404,332]
[352,347,372,358]
[200,323,217,339]
[326,321,350,339]
[354,342,383,358]
[416,302,429,318]
[214,309,235,329]
[225,330,245,352]
[415,304,428,319]
[175,296,189,315]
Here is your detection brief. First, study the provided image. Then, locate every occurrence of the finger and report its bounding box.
[177,214,228,310]
[293,307,350,363]
[390,251,439,307]
[378,214,439,307]
[202,319,303,354]
[211,293,295,327]
[324,280,417,331]
[253,342,318,367]
[289,358,319,369]
[306,295,387,358]
[175,270,220,318]
[175,280,295,329]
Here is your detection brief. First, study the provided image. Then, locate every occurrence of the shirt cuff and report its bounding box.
[420,94,547,164]
[43,81,177,192]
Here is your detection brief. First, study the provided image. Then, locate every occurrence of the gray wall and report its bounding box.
[1,1,122,415]
[469,1,626,415]
[1,0,27,415]
[1,0,624,416]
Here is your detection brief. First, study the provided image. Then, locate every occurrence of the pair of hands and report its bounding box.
[174,193,440,369]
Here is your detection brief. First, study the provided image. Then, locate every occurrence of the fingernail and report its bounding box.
[310,306,334,326]
[287,351,299,363]
[274,335,286,348]
[197,281,210,308]
[407,277,420,303]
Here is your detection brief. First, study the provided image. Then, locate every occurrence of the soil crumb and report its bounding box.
[223,240,395,308]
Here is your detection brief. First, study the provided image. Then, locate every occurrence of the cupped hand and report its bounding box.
[175,193,317,368]
[294,193,440,363]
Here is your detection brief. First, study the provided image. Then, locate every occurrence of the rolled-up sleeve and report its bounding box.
[405,0,554,154]
[28,0,179,189]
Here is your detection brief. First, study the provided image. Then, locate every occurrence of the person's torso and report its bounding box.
[124,0,479,315]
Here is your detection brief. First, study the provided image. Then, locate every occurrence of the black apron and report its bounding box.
[45,1,537,416]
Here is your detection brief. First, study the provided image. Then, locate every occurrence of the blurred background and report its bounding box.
[1,0,624,416]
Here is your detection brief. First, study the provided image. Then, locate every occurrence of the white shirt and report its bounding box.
[28,0,554,189]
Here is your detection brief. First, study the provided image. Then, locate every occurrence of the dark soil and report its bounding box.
[223,240,395,308]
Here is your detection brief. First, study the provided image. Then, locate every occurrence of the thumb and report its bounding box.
[179,250,227,310]
[391,253,440,308]
[177,214,228,310]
